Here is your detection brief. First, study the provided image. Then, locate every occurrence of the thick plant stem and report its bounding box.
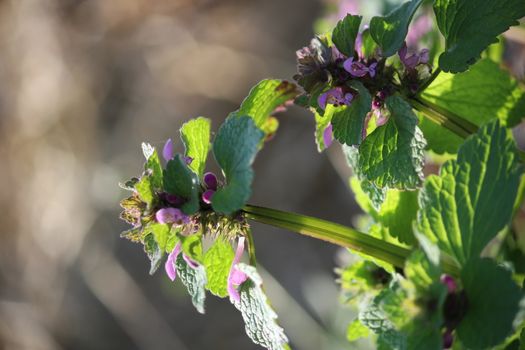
[408,97,478,138]
[242,205,460,276]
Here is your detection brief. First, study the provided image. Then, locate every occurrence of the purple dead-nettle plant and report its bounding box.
[118,0,525,347]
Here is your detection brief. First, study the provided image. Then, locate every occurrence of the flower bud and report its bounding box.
[203,172,218,190]
[162,138,174,161]
[440,274,457,293]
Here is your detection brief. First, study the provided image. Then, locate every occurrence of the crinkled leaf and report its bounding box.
[347,318,370,342]
[142,143,163,189]
[434,0,525,72]
[163,154,200,215]
[332,81,372,146]
[212,115,264,215]
[370,0,424,57]
[458,258,524,349]
[144,233,163,275]
[359,286,407,350]
[237,79,298,131]
[203,239,234,298]
[340,260,392,303]
[232,263,289,350]
[359,95,426,190]
[175,253,207,314]
[420,59,525,154]
[332,14,362,56]
[135,176,155,206]
[146,223,171,252]
[345,145,386,210]
[417,120,523,265]
[180,117,211,178]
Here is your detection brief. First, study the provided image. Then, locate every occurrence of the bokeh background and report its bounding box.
[0,1,524,349]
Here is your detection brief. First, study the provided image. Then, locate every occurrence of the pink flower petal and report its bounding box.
[162,138,174,161]
[165,243,182,281]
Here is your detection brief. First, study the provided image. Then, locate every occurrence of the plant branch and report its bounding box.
[242,205,460,276]
[408,96,478,139]
[416,68,442,94]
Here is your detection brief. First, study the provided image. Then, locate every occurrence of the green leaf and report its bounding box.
[420,59,525,154]
[345,146,386,210]
[179,233,203,263]
[175,253,207,314]
[147,223,171,252]
[144,233,163,275]
[135,176,155,206]
[163,154,200,214]
[360,29,379,59]
[237,79,298,131]
[377,190,419,245]
[142,143,163,189]
[359,95,426,190]
[404,250,441,293]
[180,117,211,178]
[340,260,392,302]
[203,239,234,298]
[458,258,524,349]
[350,177,418,245]
[433,0,525,73]
[332,14,362,56]
[370,0,424,57]
[212,115,264,215]
[417,120,523,265]
[332,81,372,146]
[347,318,370,342]
[232,263,289,350]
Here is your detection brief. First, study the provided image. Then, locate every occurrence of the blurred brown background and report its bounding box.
[0,1,362,349]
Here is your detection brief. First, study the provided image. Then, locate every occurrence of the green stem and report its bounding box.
[242,205,460,276]
[416,68,442,94]
[408,96,478,139]
[246,229,258,266]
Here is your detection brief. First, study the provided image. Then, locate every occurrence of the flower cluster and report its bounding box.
[119,138,253,302]
[294,24,432,150]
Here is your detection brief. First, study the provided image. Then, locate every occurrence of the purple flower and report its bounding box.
[202,189,215,204]
[163,138,174,161]
[318,87,353,110]
[165,242,200,281]
[227,237,249,303]
[406,15,432,48]
[440,274,457,294]
[398,43,429,69]
[165,243,181,281]
[336,0,359,19]
[203,172,218,190]
[323,123,334,149]
[183,156,193,165]
[155,207,190,225]
[343,58,377,78]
